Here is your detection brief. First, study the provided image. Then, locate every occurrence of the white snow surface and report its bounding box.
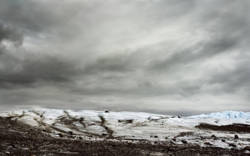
[1,108,250,149]
[189,111,250,120]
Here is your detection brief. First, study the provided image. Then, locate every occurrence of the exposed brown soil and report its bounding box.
[196,123,250,133]
[0,117,249,156]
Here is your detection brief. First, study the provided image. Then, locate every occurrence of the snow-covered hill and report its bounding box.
[1,108,250,150]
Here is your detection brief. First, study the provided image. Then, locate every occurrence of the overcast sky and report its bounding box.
[0,0,250,114]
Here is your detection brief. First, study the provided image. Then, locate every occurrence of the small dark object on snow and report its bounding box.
[181,140,187,144]
[104,110,109,113]
[118,119,133,124]
[228,143,236,148]
[200,136,205,140]
[177,131,194,137]
[211,135,217,140]
[221,139,226,142]
[68,131,73,135]
[79,117,84,121]
[58,133,63,137]
[234,134,239,140]
[204,142,212,146]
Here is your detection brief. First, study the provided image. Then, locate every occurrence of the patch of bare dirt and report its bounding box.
[196,123,250,133]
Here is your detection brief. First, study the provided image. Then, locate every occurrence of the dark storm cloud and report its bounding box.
[0,56,79,88]
[0,0,61,31]
[148,35,240,72]
[0,0,82,88]
[0,23,22,44]
[144,0,250,100]
[0,21,79,88]
[0,0,250,112]
[82,54,135,74]
[0,22,23,57]
[208,59,250,94]
[149,0,250,72]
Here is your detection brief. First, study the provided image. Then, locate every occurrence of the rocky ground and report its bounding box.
[1,116,250,156]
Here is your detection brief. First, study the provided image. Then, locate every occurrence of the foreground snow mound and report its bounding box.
[189,111,250,120]
[1,108,250,150]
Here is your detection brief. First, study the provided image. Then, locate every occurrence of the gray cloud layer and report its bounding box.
[0,0,250,113]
